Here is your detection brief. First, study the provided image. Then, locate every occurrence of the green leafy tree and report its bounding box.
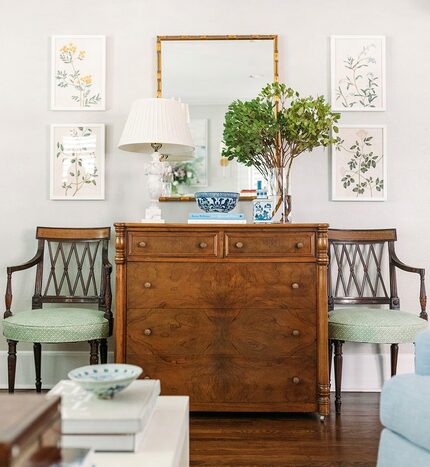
[222,83,340,195]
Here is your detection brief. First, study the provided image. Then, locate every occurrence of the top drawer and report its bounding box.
[128,231,219,258]
[225,231,315,258]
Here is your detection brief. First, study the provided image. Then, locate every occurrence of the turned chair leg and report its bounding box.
[391,343,399,377]
[328,339,333,387]
[7,340,17,394]
[333,340,344,415]
[99,339,108,364]
[33,343,42,393]
[89,340,99,365]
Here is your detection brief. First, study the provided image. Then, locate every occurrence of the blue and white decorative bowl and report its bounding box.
[68,364,143,399]
[195,192,239,213]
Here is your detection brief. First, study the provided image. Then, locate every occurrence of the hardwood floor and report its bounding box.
[190,393,382,466]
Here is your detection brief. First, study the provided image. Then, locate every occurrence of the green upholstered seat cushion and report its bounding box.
[2,308,109,343]
[329,308,428,344]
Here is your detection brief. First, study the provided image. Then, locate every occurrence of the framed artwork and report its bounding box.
[189,119,208,187]
[332,125,387,201]
[51,35,106,110]
[331,35,386,111]
[50,124,105,200]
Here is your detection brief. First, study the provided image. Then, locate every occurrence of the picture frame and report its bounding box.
[51,35,106,111]
[331,35,386,112]
[50,124,105,200]
[331,125,387,201]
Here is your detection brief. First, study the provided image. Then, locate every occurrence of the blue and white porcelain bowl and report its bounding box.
[68,363,143,399]
[195,191,240,213]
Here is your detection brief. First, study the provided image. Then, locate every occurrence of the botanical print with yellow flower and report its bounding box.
[51,36,105,110]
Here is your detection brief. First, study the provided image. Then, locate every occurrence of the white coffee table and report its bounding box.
[92,396,189,467]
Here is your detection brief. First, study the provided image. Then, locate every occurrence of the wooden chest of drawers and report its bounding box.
[114,223,329,416]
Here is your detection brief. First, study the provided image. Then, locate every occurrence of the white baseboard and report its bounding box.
[0,349,415,391]
[330,349,415,392]
[0,350,114,390]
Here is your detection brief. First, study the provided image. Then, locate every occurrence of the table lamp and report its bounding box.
[118,98,194,222]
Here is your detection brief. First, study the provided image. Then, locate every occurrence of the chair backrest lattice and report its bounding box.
[33,227,110,309]
[328,229,398,310]
[43,240,102,299]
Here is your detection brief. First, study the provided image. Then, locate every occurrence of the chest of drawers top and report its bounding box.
[114,223,329,262]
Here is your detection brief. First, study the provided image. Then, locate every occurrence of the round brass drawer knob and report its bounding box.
[292,329,300,337]
[144,376,150,380]
[296,242,304,249]
[144,328,152,336]
[199,242,208,249]
[291,283,300,289]
[138,241,147,248]
[292,377,300,384]
[235,242,244,249]
[144,282,152,288]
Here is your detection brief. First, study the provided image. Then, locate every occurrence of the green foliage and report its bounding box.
[222,83,340,181]
[172,162,198,192]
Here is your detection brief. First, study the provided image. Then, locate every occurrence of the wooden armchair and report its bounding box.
[328,228,428,414]
[2,227,113,393]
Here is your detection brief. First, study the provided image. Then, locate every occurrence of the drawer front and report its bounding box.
[127,262,317,309]
[225,231,315,257]
[127,231,219,258]
[129,354,316,405]
[127,308,316,358]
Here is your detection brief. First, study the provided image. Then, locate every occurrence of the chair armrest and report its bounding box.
[416,330,430,376]
[391,251,427,320]
[391,253,425,276]
[5,249,43,318]
[7,250,43,274]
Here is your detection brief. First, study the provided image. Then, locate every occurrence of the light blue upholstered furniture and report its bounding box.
[2,227,113,393]
[377,330,430,466]
[328,229,428,413]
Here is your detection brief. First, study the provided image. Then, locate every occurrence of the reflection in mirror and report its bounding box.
[157,35,278,200]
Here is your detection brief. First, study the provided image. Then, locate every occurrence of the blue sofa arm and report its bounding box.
[416,329,430,375]
[377,329,430,466]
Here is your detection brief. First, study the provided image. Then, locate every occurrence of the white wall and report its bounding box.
[1,0,429,389]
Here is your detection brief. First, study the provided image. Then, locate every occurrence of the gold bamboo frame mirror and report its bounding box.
[156,35,278,201]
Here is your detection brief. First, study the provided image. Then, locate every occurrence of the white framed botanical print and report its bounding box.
[332,125,387,201]
[51,35,106,110]
[331,35,386,111]
[50,124,105,200]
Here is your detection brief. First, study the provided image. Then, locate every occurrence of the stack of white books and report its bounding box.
[48,379,161,452]
[188,212,246,224]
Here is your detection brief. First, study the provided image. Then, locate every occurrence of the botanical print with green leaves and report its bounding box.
[336,129,384,198]
[56,43,101,107]
[336,43,379,109]
[56,127,98,197]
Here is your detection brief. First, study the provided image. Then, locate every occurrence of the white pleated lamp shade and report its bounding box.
[118,98,194,155]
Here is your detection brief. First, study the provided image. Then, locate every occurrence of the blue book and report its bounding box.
[189,212,245,220]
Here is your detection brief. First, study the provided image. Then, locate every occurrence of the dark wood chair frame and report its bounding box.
[327,228,427,414]
[4,227,113,393]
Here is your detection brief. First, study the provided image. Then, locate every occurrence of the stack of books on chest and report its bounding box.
[48,379,160,452]
[188,212,246,224]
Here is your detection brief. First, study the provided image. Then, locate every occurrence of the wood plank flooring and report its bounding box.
[190,393,381,466]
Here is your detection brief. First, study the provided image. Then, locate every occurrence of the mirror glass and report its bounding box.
[158,36,277,200]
